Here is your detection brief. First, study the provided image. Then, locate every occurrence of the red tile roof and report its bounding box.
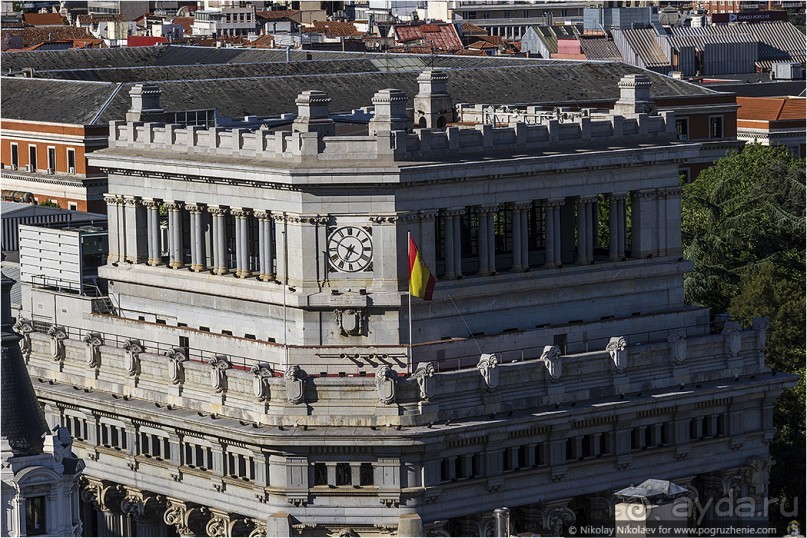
[5,26,93,46]
[22,13,66,26]
[737,96,807,122]
[171,17,194,35]
[76,14,125,25]
[127,36,168,47]
[461,23,488,36]
[256,10,301,21]
[392,21,462,52]
[313,20,362,38]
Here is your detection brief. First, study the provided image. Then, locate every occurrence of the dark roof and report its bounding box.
[693,80,807,98]
[1,78,123,124]
[2,60,715,125]
[579,37,622,61]
[1,275,50,457]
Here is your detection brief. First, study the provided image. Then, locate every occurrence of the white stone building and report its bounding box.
[14,70,794,536]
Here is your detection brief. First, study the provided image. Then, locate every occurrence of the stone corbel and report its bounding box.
[409,361,436,400]
[166,347,188,385]
[13,317,34,362]
[538,503,576,536]
[83,332,104,368]
[120,490,164,522]
[722,321,742,357]
[209,355,231,393]
[668,333,687,364]
[250,362,273,401]
[249,520,268,538]
[541,345,562,381]
[123,339,144,376]
[285,365,307,404]
[376,365,397,405]
[607,336,628,372]
[477,353,499,391]
[48,324,68,361]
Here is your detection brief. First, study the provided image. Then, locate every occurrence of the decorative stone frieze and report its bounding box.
[209,355,231,393]
[541,345,562,381]
[409,362,436,400]
[607,336,628,371]
[250,363,273,401]
[83,332,104,368]
[376,365,397,405]
[165,347,188,385]
[48,324,68,361]
[13,317,33,362]
[285,365,307,404]
[123,339,144,376]
[668,333,687,364]
[477,353,499,391]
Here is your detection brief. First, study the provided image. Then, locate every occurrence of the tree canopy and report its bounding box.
[681,143,805,531]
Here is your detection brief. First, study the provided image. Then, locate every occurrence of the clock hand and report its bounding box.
[344,244,356,260]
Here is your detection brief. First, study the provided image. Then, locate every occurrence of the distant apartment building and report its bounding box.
[192,0,256,36]
[736,96,806,157]
[427,1,586,39]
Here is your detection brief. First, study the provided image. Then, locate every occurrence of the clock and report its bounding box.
[327,226,373,273]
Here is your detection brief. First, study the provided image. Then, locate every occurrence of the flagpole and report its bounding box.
[407,230,413,373]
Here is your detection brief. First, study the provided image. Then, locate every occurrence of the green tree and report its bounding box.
[682,144,806,532]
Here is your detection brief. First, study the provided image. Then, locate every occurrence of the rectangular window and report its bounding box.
[529,202,545,250]
[709,116,723,139]
[68,203,78,211]
[11,144,18,167]
[314,463,327,486]
[47,147,56,171]
[26,496,47,536]
[359,463,373,485]
[675,118,689,140]
[67,148,76,171]
[28,145,37,170]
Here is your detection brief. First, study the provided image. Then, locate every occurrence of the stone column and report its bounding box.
[553,199,563,264]
[443,210,456,280]
[104,195,121,264]
[664,187,683,257]
[656,189,668,257]
[232,209,252,278]
[512,202,530,272]
[273,214,287,284]
[450,207,464,278]
[186,204,206,272]
[208,206,228,275]
[166,202,184,269]
[577,197,589,265]
[609,193,627,261]
[544,199,563,267]
[143,199,162,266]
[477,207,490,276]
[255,211,275,281]
[631,189,657,258]
[123,196,148,264]
[484,204,497,274]
[580,196,598,264]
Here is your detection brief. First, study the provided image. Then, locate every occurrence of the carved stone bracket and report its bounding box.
[209,355,231,393]
[165,347,188,385]
[477,353,499,391]
[538,503,576,536]
[13,317,34,362]
[607,336,628,372]
[123,339,144,376]
[83,332,104,368]
[120,489,164,521]
[249,519,268,538]
[409,361,436,400]
[668,333,687,364]
[285,365,307,404]
[48,324,68,361]
[376,365,397,404]
[541,345,562,381]
[250,362,274,401]
[722,321,742,357]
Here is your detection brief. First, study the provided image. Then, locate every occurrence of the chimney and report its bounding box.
[126,83,166,123]
[413,68,453,129]
[369,88,409,135]
[612,74,656,118]
[292,90,335,137]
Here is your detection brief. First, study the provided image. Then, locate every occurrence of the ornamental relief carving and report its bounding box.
[541,345,562,381]
[13,317,34,362]
[209,355,231,393]
[285,365,307,404]
[250,363,273,401]
[477,353,499,391]
[83,332,104,368]
[334,308,366,337]
[165,347,188,385]
[376,365,397,404]
[607,336,628,372]
[668,333,687,364]
[123,339,144,376]
[410,361,436,400]
[722,321,742,357]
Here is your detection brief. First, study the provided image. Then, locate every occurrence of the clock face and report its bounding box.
[328,226,373,273]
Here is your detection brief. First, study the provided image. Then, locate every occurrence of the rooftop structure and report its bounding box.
[15,68,794,536]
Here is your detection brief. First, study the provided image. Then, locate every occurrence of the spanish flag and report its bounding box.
[409,236,436,301]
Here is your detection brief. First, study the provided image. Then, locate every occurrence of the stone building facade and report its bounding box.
[15,71,794,536]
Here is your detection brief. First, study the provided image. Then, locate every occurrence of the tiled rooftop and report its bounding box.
[737,96,807,122]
